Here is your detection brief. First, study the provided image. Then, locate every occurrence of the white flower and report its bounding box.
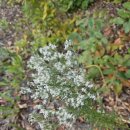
[49,43,56,49]
[85,81,93,88]
[66,59,72,66]
[56,108,75,125]
[40,109,49,118]
[21,41,96,129]
[65,50,73,60]
[54,62,65,72]
[74,75,85,86]
[64,40,72,50]
[81,88,86,93]
[20,87,32,94]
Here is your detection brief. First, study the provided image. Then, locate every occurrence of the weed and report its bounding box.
[113,2,130,33]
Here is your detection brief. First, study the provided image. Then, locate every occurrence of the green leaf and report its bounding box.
[11,79,20,88]
[114,53,123,64]
[76,18,87,27]
[68,32,82,42]
[0,18,9,30]
[79,40,88,49]
[124,54,130,60]
[0,82,8,86]
[125,70,130,78]
[0,48,9,61]
[123,20,130,33]
[78,55,87,63]
[12,55,23,66]
[81,0,89,9]
[78,51,91,64]
[117,72,126,79]
[112,17,124,25]
[103,68,115,75]
[117,9,130,19]
[123,2,130,11]
[88,18,94,28]
[15,39,27,48]
[114,0,123,4]
[95,31,102,38]
[128,48,130,54]
[0,93,14,103]
[113,81,122,95]
[87,67,100,79]
[101,37,108,44]
[123,59,130,67]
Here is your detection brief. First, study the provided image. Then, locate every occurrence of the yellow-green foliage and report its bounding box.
[22,0,76,44]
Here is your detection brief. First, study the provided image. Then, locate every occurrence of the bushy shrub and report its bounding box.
[21,41,122,129]
[20,41,98,129]
[113,2,130,33]
[71,9,130,95]
[57,0,94,12]
[22,0,75,44]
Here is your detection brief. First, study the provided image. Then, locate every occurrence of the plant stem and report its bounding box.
[86,64,106,87]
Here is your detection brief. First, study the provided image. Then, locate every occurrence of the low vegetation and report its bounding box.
[0,0,130,129]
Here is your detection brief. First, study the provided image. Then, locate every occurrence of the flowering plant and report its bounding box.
[21,40,99,129]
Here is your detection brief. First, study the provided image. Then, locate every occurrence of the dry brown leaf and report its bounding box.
[120,79,130,87]
[17,102,27,109]
[78,117,85,123]
[56,125,65,130]
[114,38,122,45]
[23,122,35,130]
[118,29,125,38]
[103,27,112,37]
[95,51,100,57]
[108,74,114,79]
[33,99,42,104]
[0,99,7,105]
[25,125,35,130]
[118,66,127,72]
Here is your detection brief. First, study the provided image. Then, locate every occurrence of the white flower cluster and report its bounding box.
[21,40,96,129]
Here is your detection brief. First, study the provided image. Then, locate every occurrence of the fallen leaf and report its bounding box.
[108,74,114,79]
[118,29,125,38]
[0,99,7,105]
[103,27,112,37]
[57,125,65,130]
[33,99,42,104]
[25,125,35,130]
[94,128,99,130]
[114,38,122,45]
[78,117,85,123]
[17,102,27,109]
[120,79,130,87]
[118,66,127,72]
[95,51,100,57]
[23,122,35,130]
